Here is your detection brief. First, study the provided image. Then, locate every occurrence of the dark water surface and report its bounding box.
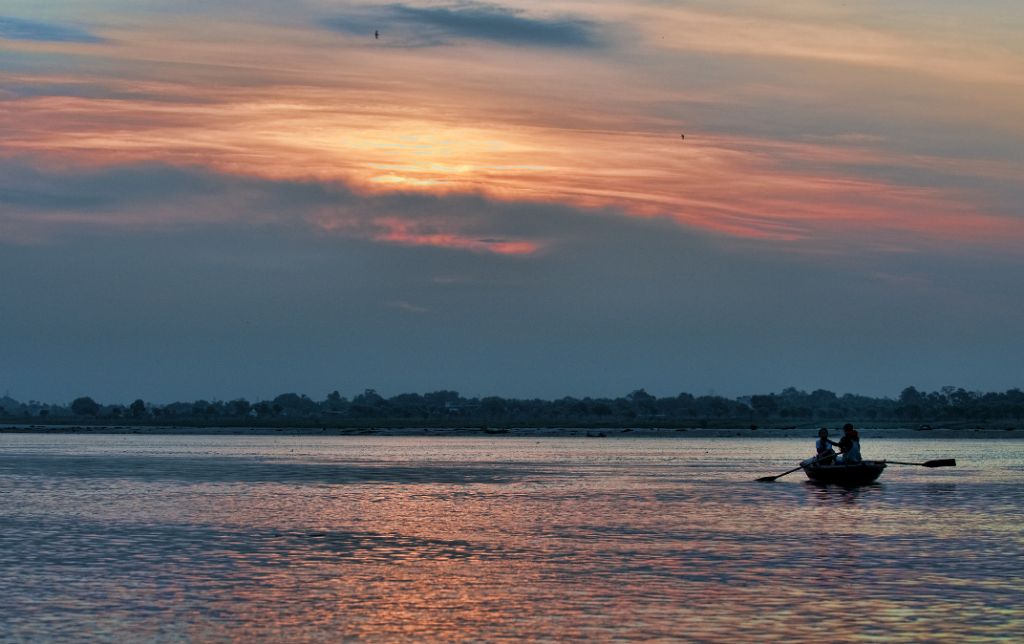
[1,435,1021,641]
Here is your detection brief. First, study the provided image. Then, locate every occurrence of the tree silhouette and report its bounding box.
[130,399,147,418]
[71,396,100,416]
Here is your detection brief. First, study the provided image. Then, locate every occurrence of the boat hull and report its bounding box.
[802,460,886,486]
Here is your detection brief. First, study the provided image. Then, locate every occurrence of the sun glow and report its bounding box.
[2,1,1022,253]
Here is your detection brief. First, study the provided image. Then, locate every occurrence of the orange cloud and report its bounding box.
[2,2,1022,256]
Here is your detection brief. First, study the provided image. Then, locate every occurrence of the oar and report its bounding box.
[884,459,957,468]
[756,452,835,482]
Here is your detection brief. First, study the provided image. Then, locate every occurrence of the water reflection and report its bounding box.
[920,483,960,501]
[0,453,550,485]
[0,435,1021,640]
[804,481,880,506]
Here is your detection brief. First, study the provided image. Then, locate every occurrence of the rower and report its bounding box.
[835,423,862,463]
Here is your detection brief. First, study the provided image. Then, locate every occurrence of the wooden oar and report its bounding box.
[756,452,835,482]
[884,459,957,468]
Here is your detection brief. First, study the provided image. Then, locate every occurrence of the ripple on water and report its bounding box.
[0,435,1021,641]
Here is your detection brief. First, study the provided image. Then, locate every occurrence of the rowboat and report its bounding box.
[802,460,886,485]
[758,456,952,484]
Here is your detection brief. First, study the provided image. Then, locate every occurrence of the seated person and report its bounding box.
[800,428,838,466]
[815,428,837,464]
[835,423,862,463]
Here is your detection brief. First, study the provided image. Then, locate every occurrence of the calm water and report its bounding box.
[0,435,1021,641]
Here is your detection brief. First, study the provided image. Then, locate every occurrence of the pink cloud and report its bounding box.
[371,218,541,256]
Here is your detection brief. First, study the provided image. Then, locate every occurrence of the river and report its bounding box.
[1,434,1021,641]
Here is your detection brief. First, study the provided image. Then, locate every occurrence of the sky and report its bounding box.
[1,1,1022,403]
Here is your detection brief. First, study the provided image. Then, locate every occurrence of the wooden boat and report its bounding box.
[802,460,886,485]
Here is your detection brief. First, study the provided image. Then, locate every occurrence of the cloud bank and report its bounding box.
[1,159,1021,402]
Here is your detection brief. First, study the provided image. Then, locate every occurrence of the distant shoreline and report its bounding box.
[1,424,1020,439]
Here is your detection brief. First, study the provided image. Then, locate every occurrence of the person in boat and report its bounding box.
[801,428,837,466]
[835,423,862,463]
[814,428,837,464]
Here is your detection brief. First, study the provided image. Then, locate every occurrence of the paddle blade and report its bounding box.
[756,476,778,482]
[922,459,956,468]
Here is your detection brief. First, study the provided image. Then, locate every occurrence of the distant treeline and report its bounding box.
[2,386,1022,427]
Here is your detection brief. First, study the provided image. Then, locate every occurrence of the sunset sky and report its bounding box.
[2,1,1022,402]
